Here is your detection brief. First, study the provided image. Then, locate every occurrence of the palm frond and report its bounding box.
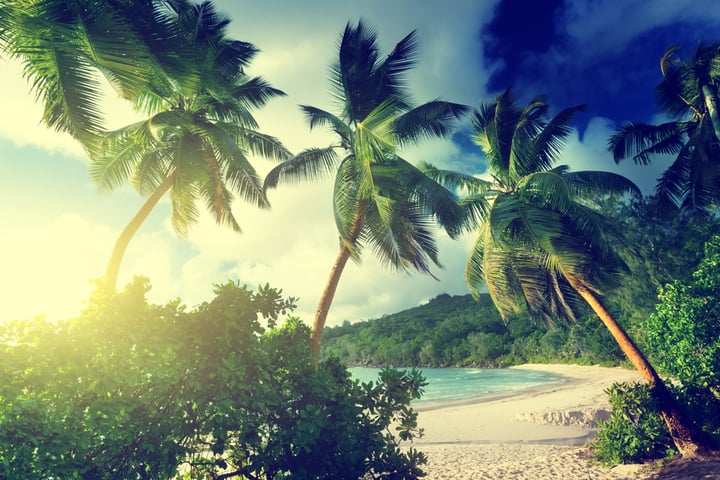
[530,104,585,173]
[608,121,686,164]
[169,171,201,238]
[134,148,173,196]
[300,105,353,142]
[214,145,270,208]
[333,156,363,255]
[654,142,696,213]
[362,199,439,276]
[79,3,158,101]
[370,27,417,107]
[465,228,487,300]
[30,43,105,148]
[332,20,381,121]
[478,229,522,319]
[418,161,493,195]
[565,170,641,197]
[263,146,340,189]
[656,45,703,119]
[200,122,268,209]
[90,119,159,191]
[379,158,468,238]
[394,100,469,146]
[199,151,242,233]
[517,171,574,213]
[226,76,285,110]
[353,100,398,165]
[235,127,292,162]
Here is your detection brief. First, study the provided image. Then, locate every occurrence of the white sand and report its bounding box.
[412,364,650,479]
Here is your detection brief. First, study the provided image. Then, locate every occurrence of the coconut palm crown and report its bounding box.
[264,20,469,363]
[424,88,639,324]
[609,42,720,214]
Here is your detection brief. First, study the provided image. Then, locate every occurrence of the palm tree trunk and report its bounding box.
[310,244,353,366]
[103,174,175,289]
[310,204,366,366]
[572,281,715,457]
[702,84,720,143]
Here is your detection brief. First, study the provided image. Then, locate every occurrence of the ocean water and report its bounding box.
[348,367,567,405]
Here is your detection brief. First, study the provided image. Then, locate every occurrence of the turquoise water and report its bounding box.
[348,367,567,405]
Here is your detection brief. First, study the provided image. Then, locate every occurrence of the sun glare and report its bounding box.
[0,214,111,322]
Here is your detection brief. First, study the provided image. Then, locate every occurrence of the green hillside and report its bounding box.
[321,292,624,367]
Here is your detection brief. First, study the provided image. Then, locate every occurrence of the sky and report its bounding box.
[2,0,720,327]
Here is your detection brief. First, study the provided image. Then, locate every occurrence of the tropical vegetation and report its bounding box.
[264,20,468,364]
[594,235,720,464]
[2,0,720,474]
[610,42,720,214]
[422,88,713,455]
[92,1,291,288]
[323,292,624,367]
[0,1,290,289]
[0,279,427,479]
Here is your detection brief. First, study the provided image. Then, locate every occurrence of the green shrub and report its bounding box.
[594,382,674,465]
[0,278,427,479]
[645,235,720,392]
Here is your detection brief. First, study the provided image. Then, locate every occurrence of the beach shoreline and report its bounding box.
[411,363,650,479]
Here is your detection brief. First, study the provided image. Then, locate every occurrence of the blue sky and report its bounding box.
[1,0,719,325]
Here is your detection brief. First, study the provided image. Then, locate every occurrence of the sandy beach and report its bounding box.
[412,364,720,479]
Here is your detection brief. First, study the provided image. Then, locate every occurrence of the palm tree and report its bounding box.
[264,21,469,364]
[424,88,714,457]
[0,0,156,153]
[90,1,291,288]
[609,43,720,214]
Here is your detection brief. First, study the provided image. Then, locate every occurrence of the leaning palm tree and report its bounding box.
[609,42,720,214]
[264,20,468,364]
[91,1,290,288]
[424,88,714,456]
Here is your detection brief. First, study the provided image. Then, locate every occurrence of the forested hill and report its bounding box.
[321,292,623,367]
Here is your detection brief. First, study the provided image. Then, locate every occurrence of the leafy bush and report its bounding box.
[0,278,427,479]
[594,382,674,465]
[645,235,720,390]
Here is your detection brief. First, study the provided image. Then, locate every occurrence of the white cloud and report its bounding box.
[561,0,720,54]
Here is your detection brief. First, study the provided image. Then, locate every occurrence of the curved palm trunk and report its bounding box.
[103,174,175,289]
[310,204,366,366]
[572,281,715,457]
[310,244,353,366]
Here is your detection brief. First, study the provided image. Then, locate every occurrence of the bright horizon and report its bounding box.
[0,0,715,325]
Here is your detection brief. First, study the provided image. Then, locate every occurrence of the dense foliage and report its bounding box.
[594,382,675,465]
[322,203,720,371]
[594,235,720,464]
[645,235,720,390]
[322,293,623,367]
[0,280,427,479]
[4,0,720,468]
